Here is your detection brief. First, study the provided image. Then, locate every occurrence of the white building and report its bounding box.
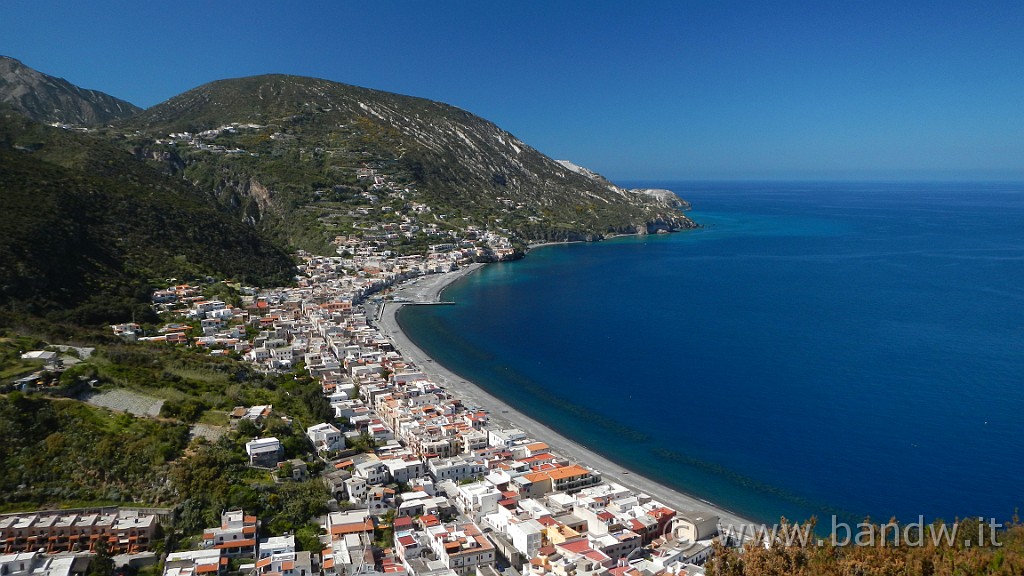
[424,522,496,576]
[382,457,426,485]
[454,482,502,521]
[306,423,345,453]
[428,456,487,483]
[0,552,75,576]
[487,428,527,448]
[245,437,282,468]
[672,514,719,542]
[258,535,295,558]
[507,519,543,558]
[353,459,389,485]
[164,549,223,576]
[202,510,259,558]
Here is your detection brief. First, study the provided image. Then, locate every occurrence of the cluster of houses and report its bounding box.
[160,510,315,576]
[315,483,717,576]
[98,229,729,576]
[0,495,717,576]
[210,259,723,576]
[154,123,263,155]
[0,508,160,557]
[0,508,319,576]
[151,121,519,262]
[124,240,513,358]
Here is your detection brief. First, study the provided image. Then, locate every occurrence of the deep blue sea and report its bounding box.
[399,181,1024,525]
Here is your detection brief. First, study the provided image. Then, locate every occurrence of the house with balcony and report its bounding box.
[253,551,314,576]
[246,438,282,468]
[202,510,259,558]
[424,522,496,576]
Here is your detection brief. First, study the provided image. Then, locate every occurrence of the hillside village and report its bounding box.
[1,57,718,576]
[5,243,725,576]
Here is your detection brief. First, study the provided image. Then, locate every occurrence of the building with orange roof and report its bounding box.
[164,548,227,576]
[424,521,496,576]
[0,508,158,555]
[522,537,612,576]
[253,551,313,576]
[518,453,558,469]
[647,507,677,542]
[518,464,602,497]
[324,511,374,542]
[202,510,259,558]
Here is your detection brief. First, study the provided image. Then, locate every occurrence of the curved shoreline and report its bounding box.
[370,264,755,529]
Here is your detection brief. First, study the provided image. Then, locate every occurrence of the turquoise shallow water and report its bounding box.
[399,181,1024,525]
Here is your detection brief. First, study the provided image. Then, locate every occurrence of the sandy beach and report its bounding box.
[368,264,755,529]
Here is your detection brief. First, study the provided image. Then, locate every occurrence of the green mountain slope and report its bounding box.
[0,111,294,327]
[0,393,189,508]
[121,74,695,249]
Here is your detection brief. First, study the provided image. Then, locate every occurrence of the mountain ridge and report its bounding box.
[0,56,141,125]
[118,73,695,247]
[0,59,696,330]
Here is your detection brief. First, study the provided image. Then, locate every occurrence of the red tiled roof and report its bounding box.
[331,520,374,535]
[524,464,591,482]
[648,507,676,520]
[585,550,609,562]
[557,539,592,554]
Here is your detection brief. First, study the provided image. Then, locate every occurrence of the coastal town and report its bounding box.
[5,237,738,576]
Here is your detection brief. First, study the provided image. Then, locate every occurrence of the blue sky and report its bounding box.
[3,1,1022,180]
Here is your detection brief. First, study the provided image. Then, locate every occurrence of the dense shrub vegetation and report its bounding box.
[0,393,189,509]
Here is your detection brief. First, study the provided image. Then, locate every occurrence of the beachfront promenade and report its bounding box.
[372,264,754,530]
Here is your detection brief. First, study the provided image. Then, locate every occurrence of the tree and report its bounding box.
[278,460,295,480]
[350,432,376,454]
[88,538,114,576]
[294,523,323,553]
[236,418,259,439]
